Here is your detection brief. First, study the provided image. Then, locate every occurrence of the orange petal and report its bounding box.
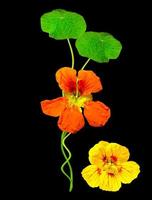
[78,70,102,95]
[84,101,111,127]
[41,97,67,117]
[56,67,77,93]
[58,106,85,133]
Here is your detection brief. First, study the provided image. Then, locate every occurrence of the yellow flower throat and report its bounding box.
[65,93,92,110]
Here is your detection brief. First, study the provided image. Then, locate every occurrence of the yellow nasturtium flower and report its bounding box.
[81,141,140,192]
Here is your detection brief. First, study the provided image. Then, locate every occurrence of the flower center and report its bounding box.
[102,155,119,175]
[103,162,118,175]
[65,93,92,109]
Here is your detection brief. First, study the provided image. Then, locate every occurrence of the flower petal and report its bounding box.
[58,106,85,133]
[106,143,130,163]
[84,101,111,127]
[119,161,140,184]
[99,171,121,192]
[41,97,67,117]
[56,67,77,93]
[78,70,102,95]
[81,165,101,188]
[89,141,109,167]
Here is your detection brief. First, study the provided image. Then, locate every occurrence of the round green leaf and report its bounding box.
[76,32,122,63]
[40,9,87,40]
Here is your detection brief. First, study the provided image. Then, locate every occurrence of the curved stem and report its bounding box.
[67,39,75,69]
[62,133,73,192]
[60,131,73,192]
[81,58,91,70]
[60,132,71,181]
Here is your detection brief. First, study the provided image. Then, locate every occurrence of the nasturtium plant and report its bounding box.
[40,9,87,40]
[76,32,122,63]
[40,8,140,193]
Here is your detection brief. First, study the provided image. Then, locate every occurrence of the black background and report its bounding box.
[9,0,147,197]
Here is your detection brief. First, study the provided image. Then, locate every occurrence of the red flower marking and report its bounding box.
[96,168,102,175]
[111,155,118,163]
[108,172,114,177]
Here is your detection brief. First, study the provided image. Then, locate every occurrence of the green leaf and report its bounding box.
[76,32,122,63]
[40,9,87,40]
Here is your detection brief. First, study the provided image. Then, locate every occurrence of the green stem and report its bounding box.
[67,39,75,69]
[60,131,73,192]
[60,132,71,181]
[81,58,91,70]
[62,133,73,192]
[60,40,74,191]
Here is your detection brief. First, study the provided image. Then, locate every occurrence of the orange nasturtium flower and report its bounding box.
[41,67,111,133]
[81,141,140,192]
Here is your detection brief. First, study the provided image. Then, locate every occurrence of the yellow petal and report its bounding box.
[119,161,140,184]
[81,165,101,188]
[89,141,109,167]
[99,171,121,192]
[106,143,130,163]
